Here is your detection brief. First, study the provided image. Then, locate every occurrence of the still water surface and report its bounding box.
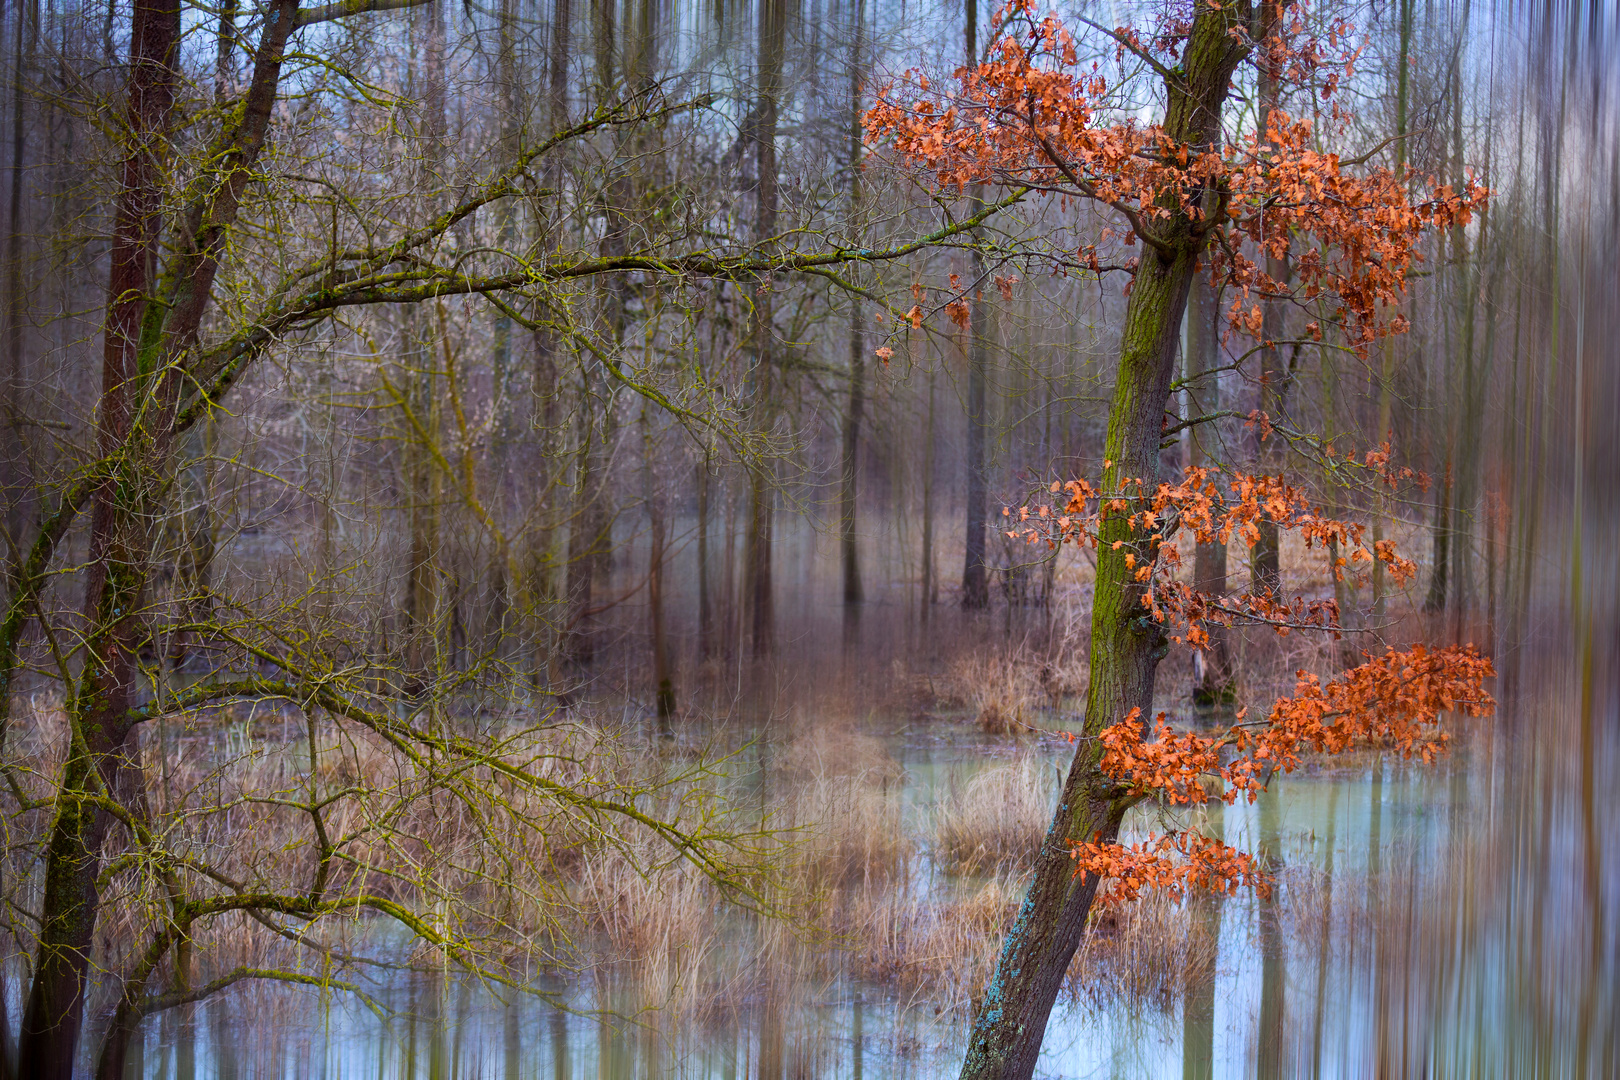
[127,646,1617,1078]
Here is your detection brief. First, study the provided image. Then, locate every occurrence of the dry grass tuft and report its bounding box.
[1034,656,1089,706]
[773,724,903,787]
[576,829,720,1007]
[844,873,1027,1014]
[1066,887,1221,1009]
[945,652,1043,733]
[939,647,1088,732]
[784,777,909,890]
[932,754,1054,875]
[774,725,908,890]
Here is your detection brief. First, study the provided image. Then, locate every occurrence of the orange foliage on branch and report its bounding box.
[1102,644,1496,805]
[999,454,1494,903]
[864,0,1488,348]
[1002,461,1424,641]
[996,455,1496,902]
[1073,644,1494,902]
[1070,831,1269,903]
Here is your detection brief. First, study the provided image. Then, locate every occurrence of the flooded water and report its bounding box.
[116,612,1618,1078]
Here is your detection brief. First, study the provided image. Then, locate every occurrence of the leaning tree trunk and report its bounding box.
[957,6,1247,1076]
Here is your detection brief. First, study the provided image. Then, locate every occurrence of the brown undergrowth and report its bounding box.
[932,752,1053,874]
[1,673,1300,1042]
[938,648,1089,733]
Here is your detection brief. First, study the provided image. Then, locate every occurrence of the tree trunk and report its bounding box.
[1249,0,1286,598]
[921,358,937,619]
[402,322,441,689]
[24,4,326,1065]
[1423,463,1452,614]
[839,0,866,608]
[402,0,448,690]
[484,0,522,658]
[1180,801,1225,1079]
[1320,323,1361,670]
[1371,0,1413,623]
[957,6,1246,1074]
[1,0,37,546]
[1185,271,1233,705]
[565,371,605,667]
[1256,791,1286,1077]
[1426,48,1472,620]
[18,1,181,1071]
[722,471,738,659]
[960,250,1198,1080]
[959,0,989,609]
[744,0,785,659]
[840,305,864,603]
[526,0,573,691]
[744,460,774,658]
[697,460,713,659]
[643,411,675,725]
[567,0,634,670]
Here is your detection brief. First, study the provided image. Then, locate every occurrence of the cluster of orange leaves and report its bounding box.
[1002,461,1419,643]
[863,0,1489,348]
[1070,831,1269,903]
[1102,644,1496,805]
[1072,643,1494,901]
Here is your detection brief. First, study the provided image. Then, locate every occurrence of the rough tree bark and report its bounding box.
[957,5,1248,1075]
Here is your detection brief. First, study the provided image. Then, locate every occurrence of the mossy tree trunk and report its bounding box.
[17,1,180,1072]
[957,5,1248,1075]
[18,3,304,1071]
